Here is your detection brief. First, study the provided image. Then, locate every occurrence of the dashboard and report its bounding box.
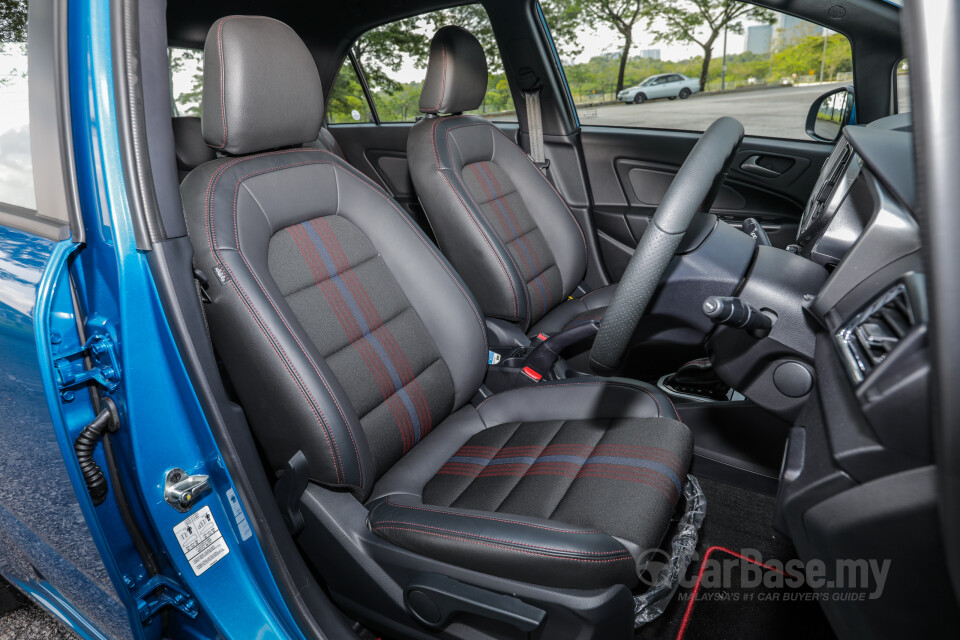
[772,113,936,638]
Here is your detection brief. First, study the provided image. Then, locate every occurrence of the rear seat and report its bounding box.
[171,115,344,182]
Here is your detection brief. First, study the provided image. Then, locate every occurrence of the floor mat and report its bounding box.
[636,478,836,640]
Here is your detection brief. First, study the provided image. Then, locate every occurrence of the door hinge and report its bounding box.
[52,331,121,394]
[132,574,199,623]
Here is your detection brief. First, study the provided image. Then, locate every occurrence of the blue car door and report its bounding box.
[0,3,133,638]
[2,2,321,639]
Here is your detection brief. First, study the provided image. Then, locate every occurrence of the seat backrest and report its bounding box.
[407,26,587,331]
[180,16,487,498]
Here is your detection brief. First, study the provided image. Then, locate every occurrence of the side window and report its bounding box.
[169,47,203,117]
[540,1,853,140]
[1,0,34,211]
[334,4,517,124]
[326,59,375,124]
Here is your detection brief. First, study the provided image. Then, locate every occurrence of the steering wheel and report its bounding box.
[589,117,745,374]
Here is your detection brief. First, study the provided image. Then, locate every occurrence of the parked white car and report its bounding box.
[617,73,701,104]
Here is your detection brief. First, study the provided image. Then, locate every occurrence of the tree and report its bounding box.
[644,0,775,91]
[579,0,644,95]
[539,0,586,60]
[0,0,27,43]
[169,48,203,116]
[352,17,429,94]
[0,0,28,86]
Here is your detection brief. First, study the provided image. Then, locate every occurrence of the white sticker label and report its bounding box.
[173,506,229,576]
[225,488,252,541]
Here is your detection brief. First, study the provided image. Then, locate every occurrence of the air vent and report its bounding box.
[836,284,915,383]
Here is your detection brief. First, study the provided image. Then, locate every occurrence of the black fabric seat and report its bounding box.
[180,15,692,597]
[407,26,622,339]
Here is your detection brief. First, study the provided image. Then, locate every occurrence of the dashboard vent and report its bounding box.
[836,284,915,383]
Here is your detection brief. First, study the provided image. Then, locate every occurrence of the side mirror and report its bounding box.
[806,86,854,143]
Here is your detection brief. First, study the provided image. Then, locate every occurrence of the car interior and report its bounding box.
[109,0,959,637]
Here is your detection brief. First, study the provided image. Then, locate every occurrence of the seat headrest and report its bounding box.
[419,26,488,115]
[201,16,323,155]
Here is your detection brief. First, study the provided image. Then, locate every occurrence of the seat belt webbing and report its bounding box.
[524,89,546,167]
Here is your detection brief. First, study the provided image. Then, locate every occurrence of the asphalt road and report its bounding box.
[575,82,850,139]
[0,602,77,640]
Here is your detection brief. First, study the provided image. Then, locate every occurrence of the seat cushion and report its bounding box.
[368,379,691,590]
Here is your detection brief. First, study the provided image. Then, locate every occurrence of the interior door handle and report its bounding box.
[740,155,781,178]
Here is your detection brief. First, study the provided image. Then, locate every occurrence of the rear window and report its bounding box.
[327,4,517,124]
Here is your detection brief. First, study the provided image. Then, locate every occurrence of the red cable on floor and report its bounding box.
[675,545,795,640]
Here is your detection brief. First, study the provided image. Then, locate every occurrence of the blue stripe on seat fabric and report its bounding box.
[301,221,424,442]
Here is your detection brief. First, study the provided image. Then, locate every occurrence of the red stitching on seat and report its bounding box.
[383,499,604,534]
[475,380,667,418]
[203,148,491,486]
[372,520,629,556]
[370,525,633,564]
[212,16,237,150]
[430,116,522,322]
[420,37,447,113]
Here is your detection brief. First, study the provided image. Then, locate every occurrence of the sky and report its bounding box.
[0,44,35,211]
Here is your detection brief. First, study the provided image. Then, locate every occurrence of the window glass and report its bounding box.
[343,4,517,124]
[0,0,34,210]
[540,1,853,140]
[327,59,375,124]
[169,47,203,117]
[896,58,910,113]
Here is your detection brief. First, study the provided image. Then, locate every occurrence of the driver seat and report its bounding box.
[408,26,616,338]
[181,16,693,636]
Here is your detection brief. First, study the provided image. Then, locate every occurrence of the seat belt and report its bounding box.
[523,89,548,172]
[519,68,550,176]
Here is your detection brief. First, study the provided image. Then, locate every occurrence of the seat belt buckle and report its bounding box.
[521,366,543,382]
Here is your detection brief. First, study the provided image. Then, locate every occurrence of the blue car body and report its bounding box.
[0,1,306,638]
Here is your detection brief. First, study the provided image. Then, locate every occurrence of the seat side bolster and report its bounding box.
[367,496,637,590]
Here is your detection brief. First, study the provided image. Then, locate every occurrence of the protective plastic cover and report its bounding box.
[634,475,707,627]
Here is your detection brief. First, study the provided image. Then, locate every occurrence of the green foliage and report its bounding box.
[0,0,27,43]
[577,0,644,93]
[561,33,851,103]
[0,0,27,86]
[170,48,204,116]
[644,0,776,90]
[327,59,375,124]
[330,3,562,123]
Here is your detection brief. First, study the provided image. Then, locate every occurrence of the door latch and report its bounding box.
[164,468,211,512]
